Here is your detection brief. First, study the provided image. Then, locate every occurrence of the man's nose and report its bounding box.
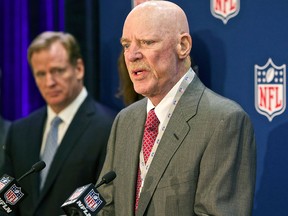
[45,73,56,86]
[125,44,143,62]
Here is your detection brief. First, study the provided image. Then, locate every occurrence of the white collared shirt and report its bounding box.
[40,87,88,155]
[147,68,195,129]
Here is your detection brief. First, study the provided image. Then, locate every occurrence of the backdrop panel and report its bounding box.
[0,0,287,215]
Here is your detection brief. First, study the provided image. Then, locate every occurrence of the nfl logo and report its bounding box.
[84,189,103,212]
[4,184,24,205]
[0,176,11,190]
[210,0,240,24]
[255,58,286,121]
[68,185,87,201]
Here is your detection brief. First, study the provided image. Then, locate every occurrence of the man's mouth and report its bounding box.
[133,70,144,75]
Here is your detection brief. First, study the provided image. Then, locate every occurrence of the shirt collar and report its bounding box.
[147,68,195,124]
[47,87,88,125]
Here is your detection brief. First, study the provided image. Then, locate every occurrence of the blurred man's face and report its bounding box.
[31,42,84,113]
[132,0,149,8]
[121,5,180,105]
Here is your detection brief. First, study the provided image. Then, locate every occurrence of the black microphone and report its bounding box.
[95,171,116,189]
[17,161,46,182]
[0,161,46,214]
[61,171,116,216]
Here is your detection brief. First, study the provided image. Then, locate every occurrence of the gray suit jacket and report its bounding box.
[97,75,256,216]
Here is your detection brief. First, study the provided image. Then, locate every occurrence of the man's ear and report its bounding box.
[76,58,85,80]
[177,33,192,59]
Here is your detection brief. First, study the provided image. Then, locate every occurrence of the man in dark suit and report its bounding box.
[97,1,256,216]
[1,31,115,216]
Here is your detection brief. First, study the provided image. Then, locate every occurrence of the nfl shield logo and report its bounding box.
[255,58,286,121]
[4,184,24,205]
[210,0,240,24]
[84,189,103,212]
[0,176,11,190]
[68,185,88,201]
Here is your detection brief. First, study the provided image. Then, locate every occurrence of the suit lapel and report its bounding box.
[124,100,147,214]
[26,109,47,206]
[136,76,205,215]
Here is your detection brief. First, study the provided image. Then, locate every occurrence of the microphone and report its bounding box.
[61,171,116,216]
[17,161,46,182]
[0,161,46,214]
[95,171,116,189]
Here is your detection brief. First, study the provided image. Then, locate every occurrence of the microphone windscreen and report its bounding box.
[102,171,116,184]
[32,161,46,172]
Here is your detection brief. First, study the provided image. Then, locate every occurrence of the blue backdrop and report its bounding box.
[99,1,288,215]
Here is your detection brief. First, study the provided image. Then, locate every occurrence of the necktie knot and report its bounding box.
[145,109,159,132]
[51,116,62,128]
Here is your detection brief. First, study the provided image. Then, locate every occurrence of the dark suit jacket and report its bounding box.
[1,95,115,216]
[0,117,11,168]
[97,75,256,216]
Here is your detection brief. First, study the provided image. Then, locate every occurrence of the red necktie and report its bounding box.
[135,109,159,211]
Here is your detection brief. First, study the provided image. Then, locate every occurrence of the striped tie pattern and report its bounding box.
[40,116,62,190]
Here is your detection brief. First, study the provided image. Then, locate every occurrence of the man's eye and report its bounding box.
[35,72,45,78]
[51,68,65,74]
[141,40,154,45]
[122,43,130,49]
[57,68,65,73]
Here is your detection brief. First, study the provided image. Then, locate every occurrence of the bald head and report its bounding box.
[125,1,190,37]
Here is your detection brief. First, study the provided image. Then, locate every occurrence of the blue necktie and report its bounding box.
[40,116,62,189]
